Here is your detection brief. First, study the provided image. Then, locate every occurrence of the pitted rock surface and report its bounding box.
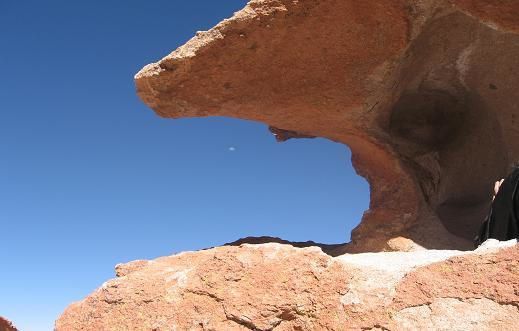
[56,242,519,330]
[135,0,519,252]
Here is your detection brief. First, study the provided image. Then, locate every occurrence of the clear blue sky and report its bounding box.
[0,1,369,330]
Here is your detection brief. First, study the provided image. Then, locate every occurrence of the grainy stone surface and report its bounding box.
[56,242,519,330]
[451,0,519,32]
[135,0,519,252]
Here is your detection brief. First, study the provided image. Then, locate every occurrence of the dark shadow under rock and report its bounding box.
[224,236,347,257]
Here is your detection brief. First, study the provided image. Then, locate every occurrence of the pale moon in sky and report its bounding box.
[228,147,236,152]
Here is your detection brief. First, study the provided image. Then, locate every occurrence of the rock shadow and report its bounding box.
[223,236,347,257]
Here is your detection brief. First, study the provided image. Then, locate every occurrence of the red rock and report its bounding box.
[57,0,519,329]
[393,242,519,309]
[451,0,519,33]
[135,0,519,252]
[57,245,352,330]
[0,317,18,331]
[56,242,519,330]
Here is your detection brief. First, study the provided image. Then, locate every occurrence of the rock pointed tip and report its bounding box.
[0,316,18,331]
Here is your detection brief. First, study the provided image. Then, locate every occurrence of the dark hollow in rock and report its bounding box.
[390,90,466,155]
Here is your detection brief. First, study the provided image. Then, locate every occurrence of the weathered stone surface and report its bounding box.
[56,241,519,330]
[393,240,519,308]
[451,0,519,33]
[135,0,519,252]
[392,298,518,331]
[0,317,18,331]
[56,1,519,329]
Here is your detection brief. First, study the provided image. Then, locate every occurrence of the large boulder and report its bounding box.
[56,241,518,330]
[135,0,519,252]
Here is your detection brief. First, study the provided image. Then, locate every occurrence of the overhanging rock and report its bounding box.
[135,0,519,252]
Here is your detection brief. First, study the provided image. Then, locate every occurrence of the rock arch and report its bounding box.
[135,0,519,252]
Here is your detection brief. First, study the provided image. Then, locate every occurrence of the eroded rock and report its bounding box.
[56,242,519,330]
[56,1,519,328]
[0,317,18,331]
[135,0,519,252]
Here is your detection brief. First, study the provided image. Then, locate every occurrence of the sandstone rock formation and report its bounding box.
[56,241,518,330]
[57,0,519,328]
[135,0,519,252]
[0,317,18,331]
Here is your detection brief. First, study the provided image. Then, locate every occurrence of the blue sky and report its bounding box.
[0,1,369,330]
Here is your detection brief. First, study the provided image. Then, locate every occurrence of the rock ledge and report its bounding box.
[135,0,519,252]
[57,241,518,330]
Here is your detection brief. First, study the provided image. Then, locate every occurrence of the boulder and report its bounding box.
[56,241,519,330]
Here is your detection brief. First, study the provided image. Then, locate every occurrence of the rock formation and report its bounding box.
[56,240,518,330]
[135,0,519,252]
[0,317,17,331]
[57,0,519,329]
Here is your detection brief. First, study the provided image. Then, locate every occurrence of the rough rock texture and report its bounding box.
[0,317,17,331]
[56,241,518,330]
[135,0,519,252]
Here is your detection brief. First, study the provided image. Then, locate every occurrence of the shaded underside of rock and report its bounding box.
[135,0,519,252]
[224,236,347,257]
[56,242,519,330]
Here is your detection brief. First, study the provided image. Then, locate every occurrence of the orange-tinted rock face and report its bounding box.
[56,1,519,328]
[56,242,519,330]
[394,242,519,309]
[0,317,18,331]
[451,0,519,33]
[135,0,519,252]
